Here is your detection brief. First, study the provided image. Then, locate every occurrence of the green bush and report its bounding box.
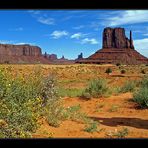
[0,67,58,138]
[141,69,146,74]
[133,86,148,108]
[105,68,112,75]
[81,78,110,99]
[121,69,126,74]
[116,63,121,66]
[119,81,136,93]
[140,75,148,88]
[84,121,98,133]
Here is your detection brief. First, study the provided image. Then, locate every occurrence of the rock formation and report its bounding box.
[0,44,50,64]
[48,54,57,60]
[103,27,134,49]
[76,27,148,65]
[77,53,83,60]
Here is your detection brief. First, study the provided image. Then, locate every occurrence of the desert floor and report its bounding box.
[1,64,148,138]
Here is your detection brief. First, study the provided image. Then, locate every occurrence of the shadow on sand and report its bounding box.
[90,117,148,130]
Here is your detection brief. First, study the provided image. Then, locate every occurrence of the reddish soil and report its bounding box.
[33,93,148,138]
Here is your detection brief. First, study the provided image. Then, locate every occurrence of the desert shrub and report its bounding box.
[121,69,126,74]
[44,102,93,127]
[106,128,129,138]
[81,78,110,99]
[141,69,146,74]
[132,75,148,108]
[58,88,83,98]
[84,121,98,133]
[105,68,112,75]
[116,63,121,66]
[140,75,148,88]
[119,81,136,93]
[133,87,148,108]
[0,67,58,138]
[108,105,119,112]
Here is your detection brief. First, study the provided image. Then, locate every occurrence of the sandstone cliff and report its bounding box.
[76,27,148,65]
[0,44,50,64]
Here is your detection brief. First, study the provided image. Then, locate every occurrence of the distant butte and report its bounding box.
[0,44,50,64]
[76,27,148,65]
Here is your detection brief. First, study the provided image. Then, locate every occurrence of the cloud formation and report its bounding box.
[105,10,148,26]
[81,38,98,44]
[134,38,148,57]
[37,17,55,25]
[50,30,69,39]
[71,33,83,39]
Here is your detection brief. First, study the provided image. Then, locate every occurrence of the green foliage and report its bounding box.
[140,75,148,88]
[113,128,129,138]
[0,67,58,138]
[133,76,148,108]
[119,81,136,93]
[58,88,83,98]
[133,87,148,108]
[84,121,98,133]
[116,63,121,66]
[44,102,93,128]
[121,69,126,74]
[141,69,146,74]
[108,105,119,112]
[106,128,129,138]
[81,78,110,99]
[105,68,112,75]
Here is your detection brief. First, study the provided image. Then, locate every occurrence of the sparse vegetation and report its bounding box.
[81,78,110,99]
[0,64,148,138]
[133,75,148,108]
[106,128,129,138]
[84,121,98,133]
[105,68,112,75]
[58,87,83,98]
[141,69,146,74]
[119,81,136,93]
[116,63,121,66]
[108,105,119,112]
[121,69,126,74]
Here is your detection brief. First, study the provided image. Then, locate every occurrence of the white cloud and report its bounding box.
[105,10,148,26]
[134,38,148,57]
[71,33,83,39]
[16,42,36,45]
[73,25,85,30]
[81,38,98,44]
[28,10,55,25]
[0,40,15,44]
[50,30,69,39]
[37,17,55,25]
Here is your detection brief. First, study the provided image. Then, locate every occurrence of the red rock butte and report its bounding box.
[0,44,50,64]
[76,27,148,65]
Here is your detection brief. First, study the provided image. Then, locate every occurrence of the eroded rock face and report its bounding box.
[0,44,51,64]
[103,27,134,49]
[0,44,42,56]
[76,27,148,65]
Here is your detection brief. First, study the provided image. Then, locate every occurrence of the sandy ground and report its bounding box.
[33,93,148,138]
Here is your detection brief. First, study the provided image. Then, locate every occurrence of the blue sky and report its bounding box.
[0,10,148,59]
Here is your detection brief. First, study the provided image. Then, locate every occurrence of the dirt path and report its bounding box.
[33,93,148,138]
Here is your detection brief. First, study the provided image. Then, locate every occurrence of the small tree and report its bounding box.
[105,68,112,75]
[121,69,126,74]
[141,69,146,74]
[116,63,121,66]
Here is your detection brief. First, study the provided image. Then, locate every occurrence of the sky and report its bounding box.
[0,10,148,59]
